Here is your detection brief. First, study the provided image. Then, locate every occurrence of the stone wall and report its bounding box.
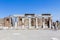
[24,18,29,26]
[4,17,12,27]
[0,14,54,30]
[38,18,42,27]
[18,16,22,26]
[31,18,36,26]
[0,18,4,26]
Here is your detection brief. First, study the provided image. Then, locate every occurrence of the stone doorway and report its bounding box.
[31,18,36,28]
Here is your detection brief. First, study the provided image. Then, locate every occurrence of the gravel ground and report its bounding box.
[0,30,60,40]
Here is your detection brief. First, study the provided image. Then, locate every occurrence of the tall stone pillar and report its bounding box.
[42,17,45,29]
[29,18,31,29]
[55,22,58,29]
[36,18,38,29]
[49,20,51,29]
[49,17,52,29]
[11,16,15,27]
[15,17,18,28]
[10,17,12,27]
[22,18,25,29]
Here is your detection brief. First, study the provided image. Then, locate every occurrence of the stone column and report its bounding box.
[55,22,58,29]
[43,22,45,29]
[42,17,45,29]
[11,16,14,27]
[15,17,18,28]
[9,18,11,27]
[29,18,31,29]
[22,18,25,29]
[49,20,51,29]
[36,18,38,29]
[49,17,52,29]
[10,17,12,27]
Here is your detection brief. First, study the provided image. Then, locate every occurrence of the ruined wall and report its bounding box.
[0,18,4,26]
[31,18,36,26]
[24,18,29,26]
[57,22,60,29]
[38,18,42,27]
[18,17,22,26]
[4,17,12,27]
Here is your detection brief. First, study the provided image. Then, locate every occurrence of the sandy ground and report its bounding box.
[0,30,60,40]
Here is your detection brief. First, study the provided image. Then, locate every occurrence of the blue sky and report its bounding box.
[0,0,60,21]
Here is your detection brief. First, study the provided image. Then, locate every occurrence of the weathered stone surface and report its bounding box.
[0,14,55,30]
[4,17,12,27]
